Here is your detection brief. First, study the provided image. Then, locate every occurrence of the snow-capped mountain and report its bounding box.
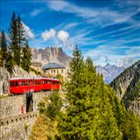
[96,63,124,83]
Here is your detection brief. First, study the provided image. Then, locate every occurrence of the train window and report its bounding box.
[24,81,29,86]
[19,81,24,86]
[19,82,22,86]
[45,80,49,84]
[15,82,18,86]
[22,82,24,85]
[10,82,18,86]
[10,82,14,87]
[27,81,30,85]
[35,81,40,85]
[48,81,52,84]
[32,81,35,85]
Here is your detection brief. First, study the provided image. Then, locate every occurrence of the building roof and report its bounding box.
[43,62,65,70]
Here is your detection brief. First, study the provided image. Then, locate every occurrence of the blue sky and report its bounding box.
[0,0,140,66]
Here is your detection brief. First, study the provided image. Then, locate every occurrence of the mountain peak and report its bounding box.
[31,47,71,66]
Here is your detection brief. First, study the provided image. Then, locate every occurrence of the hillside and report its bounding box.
[110,60,140,116]
[31,47,72,66]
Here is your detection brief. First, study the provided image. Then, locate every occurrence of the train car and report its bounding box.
[10,78,60,95]
[10,78,34,95]
[32,78,43,92]
[42,78,60,91]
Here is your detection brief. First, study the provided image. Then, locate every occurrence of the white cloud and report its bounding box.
[47,1,98,18]
[47,0,69,11]
[63,22,78,30]
[84,44,140,66]
[57,30,69,43]
[22,22,34,39]
[116,57,135,67]
[41,29,56,41]
[30,9,42,16]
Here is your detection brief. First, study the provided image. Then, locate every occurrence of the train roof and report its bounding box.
[10,77,59,81]
[43,62,65,70]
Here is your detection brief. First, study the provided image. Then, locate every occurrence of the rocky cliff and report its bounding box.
[31,47,72,66]
[110,60,140,117]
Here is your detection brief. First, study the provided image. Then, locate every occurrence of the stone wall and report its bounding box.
[0,112,38,140]
[0,92,49,119]
[0,92,50,140]
[0,95,25,119]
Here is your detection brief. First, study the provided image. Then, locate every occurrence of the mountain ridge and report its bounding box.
[31,47,72,66]
[110,60,140,117]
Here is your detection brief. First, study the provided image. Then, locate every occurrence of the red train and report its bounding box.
[10,78,61,95]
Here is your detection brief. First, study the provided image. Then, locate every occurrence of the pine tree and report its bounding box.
[0,48,2,67]
[59,46,87,139]
[17,15,26,65]
[0,30,14,73]
[59,48,122,140]
[0,31,7,67]
[9,12,26,66]
[9,12,18,65]
[21,41,31,72]
[5,51,14,74]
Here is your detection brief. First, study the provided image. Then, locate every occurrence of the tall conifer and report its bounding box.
[0,30,14,73]
[21,41,31,72]
[59,48,122,140]
[0,31,7,67]
[9,12,18,65]
[17,15,26,65]
[5,51,14,74]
